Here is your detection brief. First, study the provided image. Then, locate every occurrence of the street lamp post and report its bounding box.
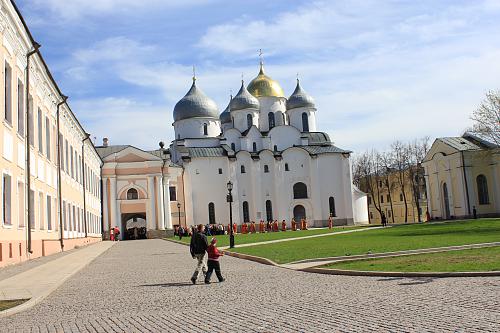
[177,202,181,227]
[227,181,234,248]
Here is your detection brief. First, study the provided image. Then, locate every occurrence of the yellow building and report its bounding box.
[361,167,428,224]
[423,133,500,219]
[0,0,102,267]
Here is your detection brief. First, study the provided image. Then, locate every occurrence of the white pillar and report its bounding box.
[110,177,117,230]
[147,176,156,231]
[163,177,172,229]
[102,178,109,232]
[157,176,165,230]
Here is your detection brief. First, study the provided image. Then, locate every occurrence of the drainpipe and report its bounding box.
[461,151,471,216]
[81,133,91,238]
[159,142,168,231]
[25,42,41,254]
[56,95,68,250]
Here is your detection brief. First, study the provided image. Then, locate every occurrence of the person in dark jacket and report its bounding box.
[381,212,387,227]
[190,224,208,284]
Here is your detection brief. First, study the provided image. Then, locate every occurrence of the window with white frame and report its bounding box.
[3,174,12,225]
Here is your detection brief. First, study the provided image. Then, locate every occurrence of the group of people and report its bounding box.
[177,217,324,240]
[109,226,120,241]
[189,224,225,285]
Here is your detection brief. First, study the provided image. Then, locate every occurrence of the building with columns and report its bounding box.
[97,143,183,240]
[423,133,500,220]
[0,0,102,268]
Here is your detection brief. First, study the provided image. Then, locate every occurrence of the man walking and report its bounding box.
[190,224,208,284]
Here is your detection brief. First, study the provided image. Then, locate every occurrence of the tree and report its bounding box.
[353,150,385,222]
[391,141,410,223]
[470,90,500,145]
[379,150,396,223]
[407,137,430,222]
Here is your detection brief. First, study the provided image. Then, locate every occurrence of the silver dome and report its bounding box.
[286,79,315,110]
[220,97,232,124]
[173,79,219,122]
[230,80,260,111]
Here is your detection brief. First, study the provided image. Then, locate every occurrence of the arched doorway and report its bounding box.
[442,183,450,219]
[293,205,306,221]
[121,212,147,240]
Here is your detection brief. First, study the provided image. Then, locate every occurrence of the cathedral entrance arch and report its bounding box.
[293,205,306,221]
[121,212,147,240]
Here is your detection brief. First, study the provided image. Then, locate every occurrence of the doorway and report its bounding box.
[121,213,147,240]
[293,205,306,221]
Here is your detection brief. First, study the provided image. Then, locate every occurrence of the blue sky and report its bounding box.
[17,0,500,152]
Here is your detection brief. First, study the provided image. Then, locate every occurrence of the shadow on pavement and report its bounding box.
[376,277,437,285]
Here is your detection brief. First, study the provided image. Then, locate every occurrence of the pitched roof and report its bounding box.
[297,145,351,155]
[439,137,481,152]
[187,147,227,158]
[95,145,130,159]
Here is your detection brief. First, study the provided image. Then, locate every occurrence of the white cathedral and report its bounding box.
[98,62,368,239]
[168,62,368,228]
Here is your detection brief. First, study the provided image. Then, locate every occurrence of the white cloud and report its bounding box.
[31,0,214,20]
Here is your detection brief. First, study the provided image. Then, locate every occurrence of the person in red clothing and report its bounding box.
[281,220,287,232]
[259,220,265,233]
[205,238,225,284]
[250,221,256,233]
[328,216,333,229]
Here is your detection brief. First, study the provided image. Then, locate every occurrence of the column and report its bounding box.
[157,176,165,230]
[102,178,109,232]
[110,177,117,231]
[163,177,172,229]
[147,176,156,231]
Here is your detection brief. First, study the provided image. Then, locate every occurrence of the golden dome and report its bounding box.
[247,63,285,98]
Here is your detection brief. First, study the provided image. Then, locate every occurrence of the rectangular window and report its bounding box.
[46,195,52,230]
[45,117,51,160]
[59,134,64,171]
[264,165,269,173]
[218,168,222,175]
[169,186,177,201]
[62,201,66,231]
[65,139,69,173]
[4,62,12,124]
[28,95,34,146]
[368,196,372,205]
[29,190,35,229]
[2,174,12,225]
[18,182,25,227]
[38,108,43,154]
[400,193,403,201]
[380,195,384,203]
[387,195,390,202]
[39,192,44,230]
[70,146,74,178]
[17,80,24,136]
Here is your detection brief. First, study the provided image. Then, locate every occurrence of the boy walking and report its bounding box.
[205,238,225,284]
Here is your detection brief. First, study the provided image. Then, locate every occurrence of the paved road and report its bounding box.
[0,240,499,332]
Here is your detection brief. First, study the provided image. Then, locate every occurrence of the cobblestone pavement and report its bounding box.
[0,239,499,332]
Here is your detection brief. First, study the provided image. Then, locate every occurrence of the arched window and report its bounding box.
[208,202,216,224]
[302,112,309,132]
[242,201,250,222]
[266,200,273,221]
[231,143,236,151]
[477,175,490,205]
[253,142,257,152]
[285,163,289,171]
[273,145,278,152]
[247,114,253,129]
[127,188,138,200]
[329,197,336,217]
[268,112,275,129]
[203,123,208,135]
[293,182,308,199]
[241,165,246,174]
[293,205,306,220]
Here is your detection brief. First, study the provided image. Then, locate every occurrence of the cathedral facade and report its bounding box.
[169,63,368,228]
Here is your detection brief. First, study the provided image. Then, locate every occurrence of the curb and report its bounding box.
[287,242,500,265]
[222,251,278,266]
[0,242,115,318]
[299,267,500,278]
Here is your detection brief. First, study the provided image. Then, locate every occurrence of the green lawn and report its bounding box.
[231,219,500,264]
[167,225,367,247]
[322,246,500,272]
[0,299,29,312]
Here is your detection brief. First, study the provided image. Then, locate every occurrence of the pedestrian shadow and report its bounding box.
[138,282,196,288]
